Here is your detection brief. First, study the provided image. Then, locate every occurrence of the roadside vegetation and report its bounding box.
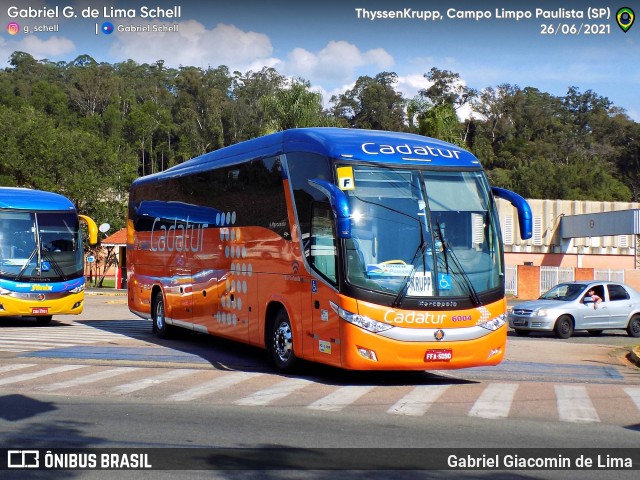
[1,52,638,232]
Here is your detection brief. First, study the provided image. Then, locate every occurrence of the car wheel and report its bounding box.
[152,292,172,339]
[271,309,298,371]
[36,315,53,326]
[514,329,531,337]
[554,315,574,339]
[587,330,603,336]
[627,315,640,338]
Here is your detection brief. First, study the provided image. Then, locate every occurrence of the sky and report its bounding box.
[0,0,638,120]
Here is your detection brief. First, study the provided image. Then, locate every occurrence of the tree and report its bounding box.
[259,80,334,133]
[330,72,405,131]
[409,68,476,145]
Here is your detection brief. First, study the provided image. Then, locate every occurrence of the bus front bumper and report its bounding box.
[340,322,507,370]
[0,291,84,317]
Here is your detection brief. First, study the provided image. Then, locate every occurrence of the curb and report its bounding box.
[629,346,640,368]
[86,289,127,297]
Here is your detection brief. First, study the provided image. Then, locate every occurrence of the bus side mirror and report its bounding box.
[491,187,532,240]
[308,179,351,239]
[78,214,99,246]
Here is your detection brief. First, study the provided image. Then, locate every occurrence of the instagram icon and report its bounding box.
[6,22,20,35]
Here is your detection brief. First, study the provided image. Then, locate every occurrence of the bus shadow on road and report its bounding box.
[22,317,477,387]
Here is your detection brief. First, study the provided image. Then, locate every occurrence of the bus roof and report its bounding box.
[133,128,481,186]
[0,187,76,211]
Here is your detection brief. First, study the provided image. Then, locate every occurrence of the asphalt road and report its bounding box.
[0,292,639,480]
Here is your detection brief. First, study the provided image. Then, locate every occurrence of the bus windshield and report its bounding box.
[0,210,83,282]
[343,166,502,301]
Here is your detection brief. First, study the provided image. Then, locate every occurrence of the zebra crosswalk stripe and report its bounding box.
[555,385,600,423]
[0,364,36,374]
[469,383,519,419]
[166,372,260,402]
[307,385,375,412]
[234,377,312,406]
[623,387,640,410]
[110,369,198,395]
[387,385,451,416]
[0,365,88,386]
[39,367,141,392]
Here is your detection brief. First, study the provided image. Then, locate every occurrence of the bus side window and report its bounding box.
[309,203,337,284]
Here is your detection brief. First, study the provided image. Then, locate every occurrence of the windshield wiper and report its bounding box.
[435,221,481,306]
[41,250,68,281]
[15,248,38,281]
[392,239,428,308]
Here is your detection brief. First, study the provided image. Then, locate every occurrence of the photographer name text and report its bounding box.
[7,5,181,20]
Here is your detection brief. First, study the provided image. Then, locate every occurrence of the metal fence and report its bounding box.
[505,265,517,295]
[540,266,575,294]
[594,269,625,283]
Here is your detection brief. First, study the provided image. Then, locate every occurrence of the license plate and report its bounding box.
[425,349,452,362]
[32,307,49,315]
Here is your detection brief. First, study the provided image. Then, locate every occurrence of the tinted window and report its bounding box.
[607,284,630,301]
[131,157,290,238]
[286,152,332,259]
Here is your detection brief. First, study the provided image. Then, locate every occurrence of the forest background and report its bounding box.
[1,51,639,232]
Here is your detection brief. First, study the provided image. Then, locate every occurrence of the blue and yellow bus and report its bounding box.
[0,187,98,324]
[128,128,532,370]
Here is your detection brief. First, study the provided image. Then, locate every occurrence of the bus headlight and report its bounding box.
[330,302,393,334]
[478,313,507,331]
[69,285,85,294]
[0,288,11,295]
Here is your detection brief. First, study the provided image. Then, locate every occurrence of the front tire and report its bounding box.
[627,315,640,338]
[554,315,574,339]
[271,309,297,371]
[152,292,172,339]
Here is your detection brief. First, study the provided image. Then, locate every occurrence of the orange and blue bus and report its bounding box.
[0,187,98,325]
[127,128,531,371]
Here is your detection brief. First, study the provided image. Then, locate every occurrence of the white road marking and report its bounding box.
[387,385,451,416]
[469,383,519,419]
[0,365,88,386]
[555,385,600,423]
[234,377,312,406]
[110,369,198,395]
[623,387,640,410]
[307,386,375,412]
[166,372,260,402]
[39,367,141,392]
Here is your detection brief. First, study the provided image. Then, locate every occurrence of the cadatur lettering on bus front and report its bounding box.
[361,142,462,160]
[150,217,207,253]
[383,310,447,325]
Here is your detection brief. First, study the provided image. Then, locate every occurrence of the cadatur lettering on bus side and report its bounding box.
[150,217,207,253]
[383,310,447,325]
[361,142,462,160]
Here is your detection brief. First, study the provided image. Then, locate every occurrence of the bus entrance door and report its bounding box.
[310,280,341,367]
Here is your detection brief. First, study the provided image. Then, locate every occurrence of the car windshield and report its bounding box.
[539,283,585,301]
[342,166,502,301]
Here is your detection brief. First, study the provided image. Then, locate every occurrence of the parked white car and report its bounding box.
[508,281,640,339]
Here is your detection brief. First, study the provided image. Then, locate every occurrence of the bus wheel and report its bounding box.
[271,309,297,371]
[627,315,640,338]
[36,315,52,326]
[152,293,171,338]
[554,315,574,339]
